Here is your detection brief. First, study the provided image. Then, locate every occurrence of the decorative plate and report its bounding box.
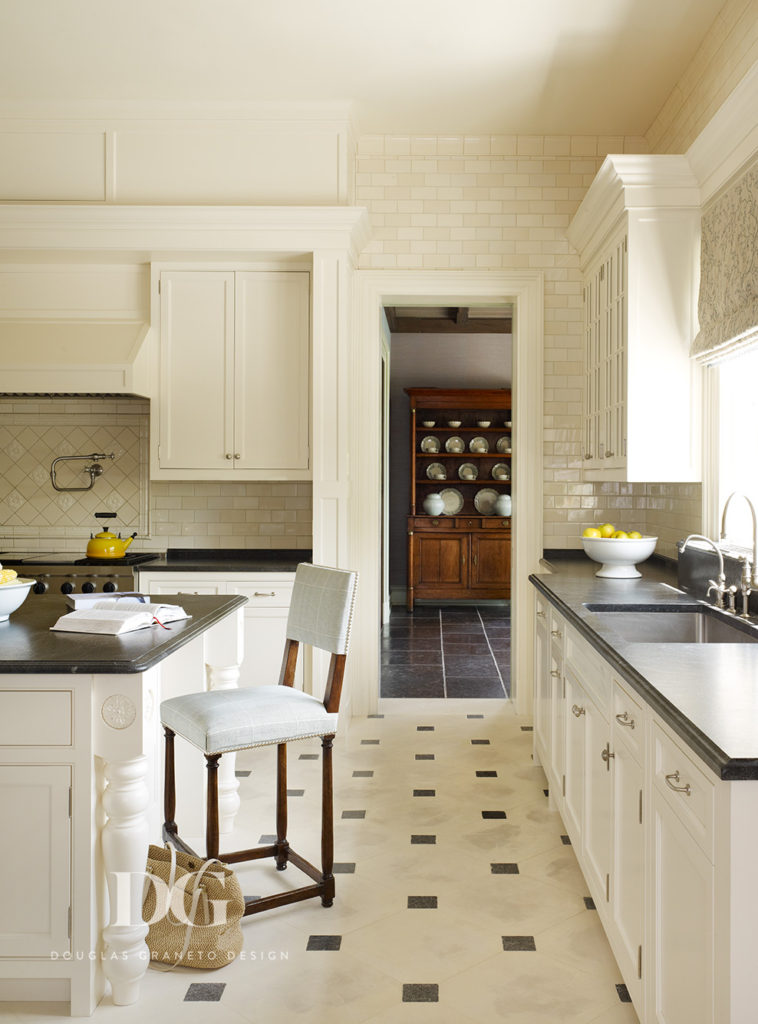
[474,487,500,515]
[458,462,478,481]
[440,488,464,515]
[420,435,441,454]
[469,436,489,453]
[491,463,510,480]
[496,436,512,454]
[445,436,465,453]
[426,462,446,480]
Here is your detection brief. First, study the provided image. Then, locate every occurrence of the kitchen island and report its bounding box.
[530,560,758,1023]
[0,591,246,1016]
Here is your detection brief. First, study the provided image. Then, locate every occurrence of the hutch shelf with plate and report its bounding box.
[406,387,512,611]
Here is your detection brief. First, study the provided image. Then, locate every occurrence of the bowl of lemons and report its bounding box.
[0,565,34,622]
[581,524,657,579]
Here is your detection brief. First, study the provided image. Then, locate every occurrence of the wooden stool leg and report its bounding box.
[163,727,178,842]
[276,743,290,870]
[205,754,221,860]
[321,734,335,907]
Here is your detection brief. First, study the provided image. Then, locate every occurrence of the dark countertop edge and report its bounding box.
[529,573,756,781]
[0,594,247,675]
[140,548,313,573]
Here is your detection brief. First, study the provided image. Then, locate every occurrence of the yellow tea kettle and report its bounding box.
[86,513,138,560]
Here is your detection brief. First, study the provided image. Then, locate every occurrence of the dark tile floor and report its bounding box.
[380,604,510,698]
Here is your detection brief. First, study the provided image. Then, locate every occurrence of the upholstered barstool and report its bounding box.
[160,562,358,915]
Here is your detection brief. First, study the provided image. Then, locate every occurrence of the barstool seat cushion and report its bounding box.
[161,686,339,755]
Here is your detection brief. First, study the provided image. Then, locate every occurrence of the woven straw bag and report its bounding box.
[142,844,244,970]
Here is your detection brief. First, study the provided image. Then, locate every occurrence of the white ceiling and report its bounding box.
[0,0,726,135]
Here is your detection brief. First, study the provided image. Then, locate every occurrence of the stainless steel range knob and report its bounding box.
[32,580,48,594]
[103,581,118,593]
[82,582,96,593]
[61,582,74,594]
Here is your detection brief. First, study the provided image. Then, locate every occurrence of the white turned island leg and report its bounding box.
[101,756,150,1006]
[207,663,241,834]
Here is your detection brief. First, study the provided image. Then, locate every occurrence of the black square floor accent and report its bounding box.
[411,834,436,844]
[184,983,225,1002]
[402,983,439,1003]
[287,788,304,796]
[482,810,507,819]
[361,739,380,745]
[476,770,497,778]
[353,770,374,777]
[471,739,491,745]
[491,862,519,874]
[307,935,342,951]
[333,862,356,873]
[616,983,632,1003]
[584,896,596,910]
[502,936,536,951]
[561,834,572,845]
[299,754,318,760]
[417,725,435,731]
[520,725,534,732]
[543,788,549,797]
[413,789,436,797]
[342,809,366,819]
[415,753,435,760]
[467,714,484,719]
[234,770,251,778]
[408,896,438,908]
[367,713,385,718]
[259,834,276,843]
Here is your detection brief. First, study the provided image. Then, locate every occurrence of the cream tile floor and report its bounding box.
[6,700,639,1024]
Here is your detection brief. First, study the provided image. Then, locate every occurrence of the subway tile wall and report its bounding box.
[356,133,701,557]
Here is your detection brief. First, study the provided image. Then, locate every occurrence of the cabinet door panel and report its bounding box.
[414,534,467,587]
[563,669,585,839]
[612,737,643,1007]
[235,271,310,471]
[239,607,303,689]
[159,271,234,470]
[470,534,510,589]
[0,765,70,957]
[652,789,714,1024]
[583,696,612,904]
[533,607,551,769]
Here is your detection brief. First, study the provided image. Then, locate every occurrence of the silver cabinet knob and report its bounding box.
[605,450,614,458]
[571,704,585,718]
[225,453,232,460]
[551,629,562,638]
[584,454,593,460]
[234,453,241,460]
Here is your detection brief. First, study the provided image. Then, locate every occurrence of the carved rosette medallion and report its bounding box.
[101,693,137,730]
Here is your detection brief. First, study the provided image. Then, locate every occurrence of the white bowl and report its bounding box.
[0,579,34,621]
[421,420,436,427]
[447,420,461,428]
[477,420,491,427]
[581,536,657,578]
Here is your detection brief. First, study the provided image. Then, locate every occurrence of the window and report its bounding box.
[713,345,758,550]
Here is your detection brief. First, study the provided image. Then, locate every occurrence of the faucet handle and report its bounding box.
[707,579,726,609]
[726,584,738,614]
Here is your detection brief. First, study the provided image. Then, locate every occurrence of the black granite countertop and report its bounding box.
[530,556,758,780]
[136,548,311,574]
[0,592,247,674]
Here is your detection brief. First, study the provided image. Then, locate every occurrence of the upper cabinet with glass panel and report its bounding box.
[568,156,702,483]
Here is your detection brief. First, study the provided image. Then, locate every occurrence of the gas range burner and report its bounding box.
[74,553,160,567]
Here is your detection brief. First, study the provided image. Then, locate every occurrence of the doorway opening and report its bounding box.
[380,306,513,699]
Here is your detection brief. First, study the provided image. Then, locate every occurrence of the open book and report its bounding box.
[51,599,190,636]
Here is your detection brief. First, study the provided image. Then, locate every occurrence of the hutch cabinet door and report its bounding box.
[413,533,468,589]
[0,764,71,957]
[235,271,310,472]
[159,271,235,471]
[469,534,510,590]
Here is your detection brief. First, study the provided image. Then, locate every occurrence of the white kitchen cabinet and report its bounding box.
[137,570,305,690]
[156,269,310,480]
[563,665,585,841]
[582,690,612,906]
[533,594,551,771]
[568,155,701,482]
[0,764,71,958]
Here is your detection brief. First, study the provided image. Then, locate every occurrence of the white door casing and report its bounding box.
[351,269,544,716]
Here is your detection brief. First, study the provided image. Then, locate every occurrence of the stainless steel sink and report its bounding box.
[584,605,758,644]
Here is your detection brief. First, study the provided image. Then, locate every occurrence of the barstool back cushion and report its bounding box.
[286,563,358,654]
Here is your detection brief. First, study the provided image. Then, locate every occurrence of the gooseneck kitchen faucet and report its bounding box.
[720,491,758,617]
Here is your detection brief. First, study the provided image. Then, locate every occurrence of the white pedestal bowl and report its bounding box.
[582,536,657,578]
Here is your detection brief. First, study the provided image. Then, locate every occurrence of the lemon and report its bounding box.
[612,530,628,539]
[582,527,601,538]
[599,523,615,538]
[627,531,642,539]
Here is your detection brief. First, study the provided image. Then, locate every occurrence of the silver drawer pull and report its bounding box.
[536,610,546,618]
[664,770,691,796]
[253,591,276,597]
[551,629,562,638]
[601,743,615,769]
[550,670,561,678]
[571,704,585,718]
[615,711,635,729]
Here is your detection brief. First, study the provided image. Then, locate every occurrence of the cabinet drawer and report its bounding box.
[653,721,714,860]
[611,677,644,762]
[456,516,481,529]
[411,516,455,530]
[0,690,72,746]
[482,518,511,529]
[227,582,294,608]
[564,624,610,716]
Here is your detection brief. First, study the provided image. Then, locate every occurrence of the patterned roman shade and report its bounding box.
[692,161,758,361]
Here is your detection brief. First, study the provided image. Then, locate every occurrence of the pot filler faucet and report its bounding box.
[720,491,758,618]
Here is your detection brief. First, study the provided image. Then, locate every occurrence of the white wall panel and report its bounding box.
[0,132,105,200]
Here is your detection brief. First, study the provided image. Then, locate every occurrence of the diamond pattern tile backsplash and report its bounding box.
[0,396,149,537]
